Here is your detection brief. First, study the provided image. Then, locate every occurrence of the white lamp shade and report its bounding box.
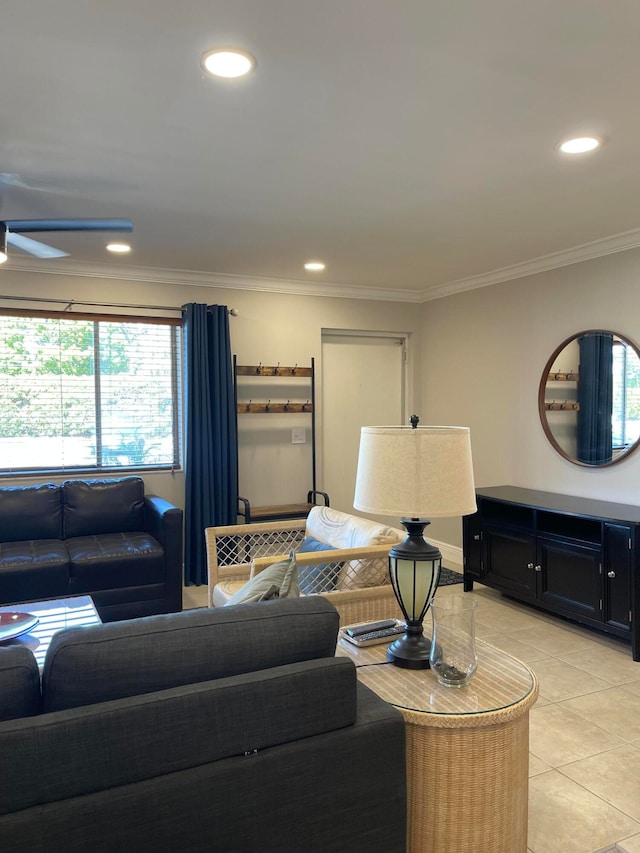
[353,425,477,518]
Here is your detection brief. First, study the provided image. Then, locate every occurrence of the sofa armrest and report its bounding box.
[205,519,307,604]
[252,544,392,572]
[252,543,392,592]
[144,495,183,612]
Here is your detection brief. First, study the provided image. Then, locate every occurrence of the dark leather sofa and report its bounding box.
[0,477,183,621]
[0,597,407,853]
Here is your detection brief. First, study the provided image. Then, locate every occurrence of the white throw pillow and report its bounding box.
[306,506,401,590]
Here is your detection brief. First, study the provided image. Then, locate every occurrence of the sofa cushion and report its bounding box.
[0,484,61,544]
[296,536,342,594]
[306,506,399,549]
[0,658,357,817]
[0,541,70,603]
[306,506,399,590]
[225,552,299,606]
[41,596,340,712]
[66,532,165,593]
[62,477,145,539]
[0,646,41,721]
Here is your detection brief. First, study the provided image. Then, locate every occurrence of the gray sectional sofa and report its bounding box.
[0,476,183,621]
[0,597,407,853]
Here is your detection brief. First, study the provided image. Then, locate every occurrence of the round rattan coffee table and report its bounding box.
[337,635,538,853]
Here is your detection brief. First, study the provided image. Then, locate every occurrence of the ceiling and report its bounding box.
[3,0,640,302]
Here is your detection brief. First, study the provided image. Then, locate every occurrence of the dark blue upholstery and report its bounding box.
[0,598,407,853]
[0,478,183,622]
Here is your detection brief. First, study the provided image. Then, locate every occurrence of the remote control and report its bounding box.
[342,622,406,647]
[345,619,398,638]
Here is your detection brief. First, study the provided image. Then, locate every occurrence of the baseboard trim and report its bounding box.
[431,539,463,571]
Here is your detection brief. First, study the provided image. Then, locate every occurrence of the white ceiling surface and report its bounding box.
[2,0,640,302]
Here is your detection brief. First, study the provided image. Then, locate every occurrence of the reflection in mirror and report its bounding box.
[538,330,640,467]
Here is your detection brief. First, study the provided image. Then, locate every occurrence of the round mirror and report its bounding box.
[538,330,640,467]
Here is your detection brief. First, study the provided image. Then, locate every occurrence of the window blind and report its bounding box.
[0,311,181,475]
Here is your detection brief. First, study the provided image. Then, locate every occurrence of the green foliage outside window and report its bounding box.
[0,313,181,472]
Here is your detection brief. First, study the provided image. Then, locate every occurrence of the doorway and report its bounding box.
[320,331,406,515]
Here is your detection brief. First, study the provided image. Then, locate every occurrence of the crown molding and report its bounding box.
[3,257,423,303]
[420,226,640,302]
[6,224,640,304]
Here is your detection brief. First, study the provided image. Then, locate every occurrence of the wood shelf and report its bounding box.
[235,364,313,377]
[545,401,580,411]
[237,402,312,414]
[547,372,579,381]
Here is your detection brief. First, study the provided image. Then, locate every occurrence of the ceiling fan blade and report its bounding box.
[4,218,132,233]
[6,232,69,259]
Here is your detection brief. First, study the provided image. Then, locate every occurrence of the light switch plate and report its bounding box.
[291,427,306,444]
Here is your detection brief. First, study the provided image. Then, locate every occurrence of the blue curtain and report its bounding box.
[577,332,613,465]
[182,303,238,585]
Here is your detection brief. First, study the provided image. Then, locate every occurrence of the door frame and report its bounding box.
[318,328,411,507]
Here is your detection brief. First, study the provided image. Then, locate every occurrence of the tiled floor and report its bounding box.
[181,580,640,853]
[461,583,640,853]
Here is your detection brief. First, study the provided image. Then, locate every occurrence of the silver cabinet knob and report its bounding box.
[608,570,616,578]
[535,565,542,572]
[473,534,481,541]
[527,562,534,569]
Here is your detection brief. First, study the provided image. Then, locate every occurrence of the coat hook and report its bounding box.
[284,400,290,412]
[256,363,262,375]
[246,400,251,411]
[292,364,297,375]
[275,362,280,375]
[265,400,270,412]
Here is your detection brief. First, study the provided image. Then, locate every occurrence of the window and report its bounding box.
[0,310,181,475]
[612,338,640,450]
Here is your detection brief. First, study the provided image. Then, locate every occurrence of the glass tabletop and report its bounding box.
[0,596,101,670]
[337,635,536,716]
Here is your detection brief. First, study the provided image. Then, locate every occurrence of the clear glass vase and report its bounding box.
[429,595,478,687]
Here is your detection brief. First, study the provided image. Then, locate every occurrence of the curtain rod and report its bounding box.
[0,294,237,315]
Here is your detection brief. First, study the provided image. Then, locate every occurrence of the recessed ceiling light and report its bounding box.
[201,49,256,79]
[106,242,131,254]
[304,261,325,271]
[558,136,601,154]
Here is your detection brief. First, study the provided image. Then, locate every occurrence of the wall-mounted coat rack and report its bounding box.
[238,401,312,414]
[545,401,580,411]
[233,355,329,522]
[547,371,579,382]
[235,364,313,378]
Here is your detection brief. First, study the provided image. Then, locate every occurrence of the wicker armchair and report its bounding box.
[205,518,402,626]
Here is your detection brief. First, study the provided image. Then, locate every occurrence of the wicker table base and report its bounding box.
[338,631,538,853]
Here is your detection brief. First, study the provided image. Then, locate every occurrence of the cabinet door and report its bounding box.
[483,525,536,598]
[537,536,601,620]
[463,512,483,585]
[604,524,632,632]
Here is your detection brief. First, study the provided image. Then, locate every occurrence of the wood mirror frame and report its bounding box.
[538,329,640,467]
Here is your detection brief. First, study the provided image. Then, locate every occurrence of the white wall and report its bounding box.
[0,268,422,513]
[7,247,640,558]
[421,246,640,547]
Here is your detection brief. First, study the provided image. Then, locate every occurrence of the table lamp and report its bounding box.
[353,416,476,668]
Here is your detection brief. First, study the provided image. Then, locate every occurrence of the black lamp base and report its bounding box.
[386,632,433,669]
